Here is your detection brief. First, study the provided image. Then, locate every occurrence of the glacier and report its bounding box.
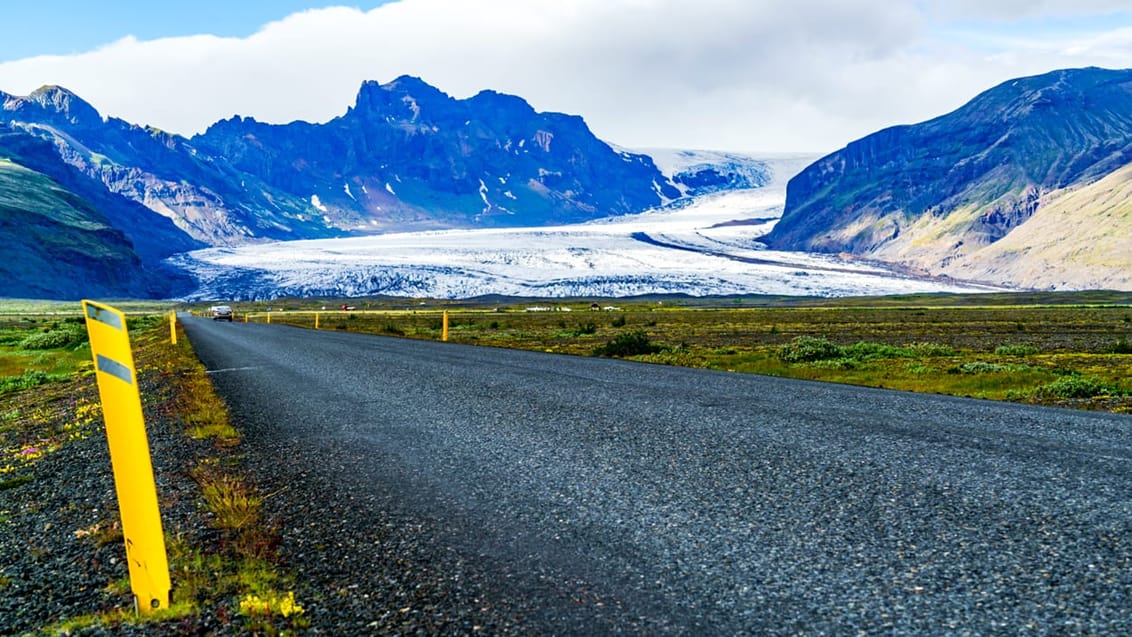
[170,153,1003,301]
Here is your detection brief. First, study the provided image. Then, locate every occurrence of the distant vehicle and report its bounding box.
[210,305,234,321]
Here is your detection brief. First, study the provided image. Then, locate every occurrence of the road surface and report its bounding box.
[182,316,1132,634]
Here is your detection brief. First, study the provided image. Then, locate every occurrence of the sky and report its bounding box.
[1,0,1131,154]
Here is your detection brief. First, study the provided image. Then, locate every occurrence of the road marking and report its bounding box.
[206,366,263,374]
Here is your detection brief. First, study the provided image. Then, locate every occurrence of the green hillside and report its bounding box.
[0,157,147,299]
[765,68,1132,290]
[939,163,1132,289]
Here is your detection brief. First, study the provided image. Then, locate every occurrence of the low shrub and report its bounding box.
[1034,375,1118,400]
[778,336,842,363]
[574,322,598,336]
[0,370,66,394]
[593,330,662,357]
[779,338,954,364]
[20,327,87,350]
[995,344,1039,356]
[1106,338,1132,354]
[841,342,904,360]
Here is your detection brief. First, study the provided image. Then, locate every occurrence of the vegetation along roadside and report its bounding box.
[0,309,307,635]
[245,292,1132,414]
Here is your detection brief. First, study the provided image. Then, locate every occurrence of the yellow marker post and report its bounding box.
[267,312,272,324]
[315,312,320,330]
[442,311,449,342]
[82,301,171,614]
[169,311,177,345]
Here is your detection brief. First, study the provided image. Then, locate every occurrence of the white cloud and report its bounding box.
[0,0,1130,153]
[922,0,1132,21]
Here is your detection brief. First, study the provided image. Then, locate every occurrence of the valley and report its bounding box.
[3,68,1132,301]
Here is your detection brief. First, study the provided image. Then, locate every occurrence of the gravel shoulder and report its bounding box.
[0,365,230,635]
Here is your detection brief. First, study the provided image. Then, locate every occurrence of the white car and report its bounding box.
[210,305,234,321]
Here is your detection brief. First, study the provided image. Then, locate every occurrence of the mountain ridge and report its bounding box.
[762,66,1132,289]
[0,77,770,298]
[191,75,682,231]
[5,68,1130,299]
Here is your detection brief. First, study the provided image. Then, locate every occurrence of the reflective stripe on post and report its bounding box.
[82,300,171,613]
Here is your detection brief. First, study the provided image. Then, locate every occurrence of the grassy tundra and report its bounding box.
[245,292,1132,414]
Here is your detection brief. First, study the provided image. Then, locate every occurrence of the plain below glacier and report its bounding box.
[171,153,1002,301]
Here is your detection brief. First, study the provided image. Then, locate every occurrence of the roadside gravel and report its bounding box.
[0,376,235,636]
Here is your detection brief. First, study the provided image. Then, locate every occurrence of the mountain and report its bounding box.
[192,76,680,230]
[0,79,710,245]
[642,148,773,197]
[1,85,342,247]
[0,124,203,262]
[762,67,1132,290]
[2,78,779,299]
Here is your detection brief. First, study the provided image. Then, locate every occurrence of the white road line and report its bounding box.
[205,366,263,374]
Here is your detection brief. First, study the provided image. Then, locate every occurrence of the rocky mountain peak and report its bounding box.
[4,85,105,128]
[467,89,536,117]
[351,75,454,121]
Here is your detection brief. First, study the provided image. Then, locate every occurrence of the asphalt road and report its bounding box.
[182,316,1132,635]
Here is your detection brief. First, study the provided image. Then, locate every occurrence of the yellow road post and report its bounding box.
[442,311,449,342]
[169,311,177,345]
[82,301,171,613]
[315,312,320,330]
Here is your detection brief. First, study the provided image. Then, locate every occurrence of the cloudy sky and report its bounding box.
[1,0,1131,153]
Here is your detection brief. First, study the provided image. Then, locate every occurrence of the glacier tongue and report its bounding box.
[171,156,1002,301]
